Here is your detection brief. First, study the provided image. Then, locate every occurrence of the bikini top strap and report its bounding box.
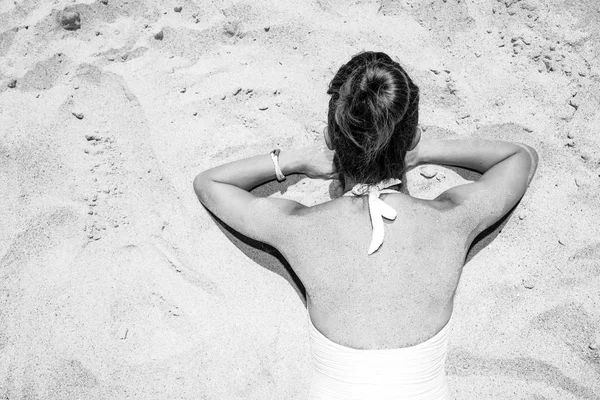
[366,189,398,254]
[346,178,402,255]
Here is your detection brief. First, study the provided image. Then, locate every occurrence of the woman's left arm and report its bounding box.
[193,145,332,247]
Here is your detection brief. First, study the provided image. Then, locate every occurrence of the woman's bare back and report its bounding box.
[278,192,470,350]
[195,137,537,350]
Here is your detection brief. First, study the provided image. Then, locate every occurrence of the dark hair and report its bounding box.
[327,51,419,185]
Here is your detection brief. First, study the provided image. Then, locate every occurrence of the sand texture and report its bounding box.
[1,0,600,398]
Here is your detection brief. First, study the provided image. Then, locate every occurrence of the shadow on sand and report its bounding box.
[207,175,308,306]
[446,166,519,264]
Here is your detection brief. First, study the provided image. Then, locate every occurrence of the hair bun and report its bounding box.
[363,69,390,96]
[327,51,420,185]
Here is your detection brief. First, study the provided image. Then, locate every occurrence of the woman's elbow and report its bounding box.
[516,143,539,169]
[193,173,209,199]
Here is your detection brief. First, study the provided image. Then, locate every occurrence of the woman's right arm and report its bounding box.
[412,139,539,243]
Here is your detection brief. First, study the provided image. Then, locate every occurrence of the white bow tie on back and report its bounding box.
[345,178,402,255]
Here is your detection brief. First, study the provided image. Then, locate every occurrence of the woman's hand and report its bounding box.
[296,142,338,180]
[404,142,421,171]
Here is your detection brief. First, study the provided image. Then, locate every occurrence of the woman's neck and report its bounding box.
[342,177,360,194]
[337,176,405,196]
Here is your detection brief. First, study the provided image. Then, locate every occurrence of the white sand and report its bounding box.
[1,0,599,398]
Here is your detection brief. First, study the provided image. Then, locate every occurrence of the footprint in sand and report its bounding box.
[19,53,67,91]
[83,131,123,241]
[149,237,223,298]
[13,357,99,399]
[109,241,223,357]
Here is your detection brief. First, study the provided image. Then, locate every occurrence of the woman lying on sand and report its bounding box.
[194,51,538,399]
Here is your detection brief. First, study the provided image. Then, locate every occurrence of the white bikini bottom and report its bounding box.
[307,313,453,400]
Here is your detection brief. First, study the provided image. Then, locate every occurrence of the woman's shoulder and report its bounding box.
[380,191,457,212]
[294,195,362,218]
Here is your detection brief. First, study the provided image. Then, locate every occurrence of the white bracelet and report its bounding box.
[270,149,286,182]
